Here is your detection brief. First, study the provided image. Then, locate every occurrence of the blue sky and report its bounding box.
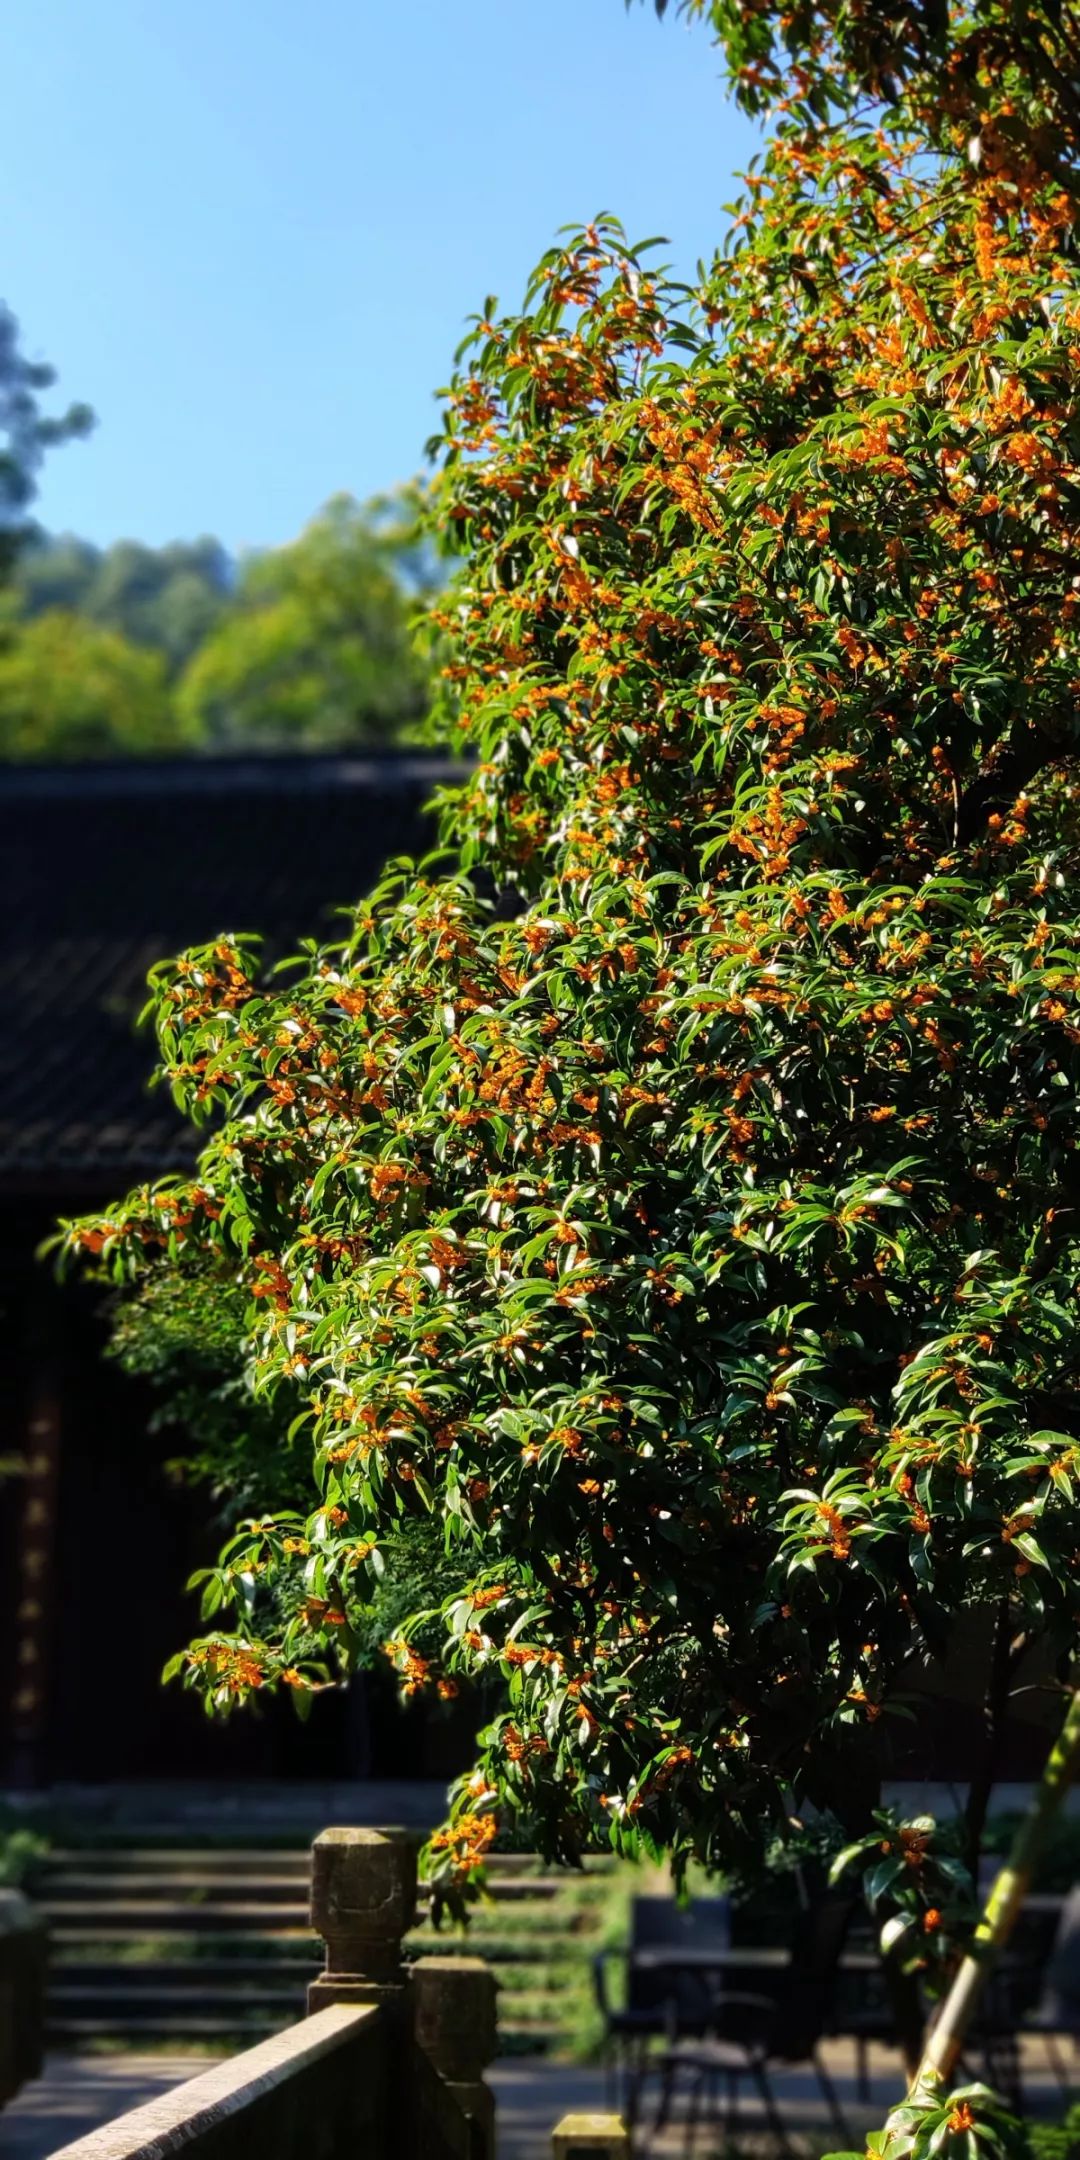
[4,1,757,554]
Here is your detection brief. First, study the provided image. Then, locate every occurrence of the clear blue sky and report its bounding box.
[3,0,757,555]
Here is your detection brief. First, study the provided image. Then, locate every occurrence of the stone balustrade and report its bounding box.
[46,1826,498,2160]
[50,2000,388,2160]
[0,1887,47,2109]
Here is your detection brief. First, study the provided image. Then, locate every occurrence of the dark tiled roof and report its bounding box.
[0,753,461,1188]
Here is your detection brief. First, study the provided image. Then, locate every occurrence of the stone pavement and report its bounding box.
[493,2039,1070,2154]
[0,2041,1066,2160]
[0,2058,205,2160]
[7,2058,601,2158]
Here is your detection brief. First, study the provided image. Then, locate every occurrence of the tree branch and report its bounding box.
[955,722,1067,844]
[962,1598,1016,1882]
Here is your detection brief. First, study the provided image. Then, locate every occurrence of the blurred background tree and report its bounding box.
[0,298,438,761]
[0,609,194,758]
[14,533,233,674]
[174,491,436,751]
[0,300,93,585]
[1,487,439,759]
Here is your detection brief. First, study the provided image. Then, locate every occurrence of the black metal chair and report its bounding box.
[1023,1886,1080,2085]
[593,1893,731,2118]
[920,1888,1077,2111]
[909,1890,1072,2112]
[973,1885,1080,2104]
[651,1892,855,2156]
[837,1925,914,2104]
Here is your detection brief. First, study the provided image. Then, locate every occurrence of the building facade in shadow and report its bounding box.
[0,752,476,1791]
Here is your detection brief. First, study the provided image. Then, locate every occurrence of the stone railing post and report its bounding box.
[551,2115,631,2158]
[0,1889,47,2106]
[412,1954,498,2160]
[307,1827,417,2014]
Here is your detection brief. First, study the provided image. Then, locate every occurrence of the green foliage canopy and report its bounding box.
[0,610,196,759]
[69,0,1080,1940]
[3,490,437,760]
[15,533,233,674]
[109,1260,467,1680]
[174,493,435,750]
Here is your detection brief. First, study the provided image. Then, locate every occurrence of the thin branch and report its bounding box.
[962,1599,1016,1882]
[955,721,1067,844]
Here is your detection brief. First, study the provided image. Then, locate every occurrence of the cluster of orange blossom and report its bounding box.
[66,0,1080,1950]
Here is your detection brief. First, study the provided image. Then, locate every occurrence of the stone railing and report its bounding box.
[0,1886,47,2109]
[51,1827,497,2160]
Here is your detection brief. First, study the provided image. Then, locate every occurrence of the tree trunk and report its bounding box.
[911,1687,1080,2097]
[885,1960,926,2084]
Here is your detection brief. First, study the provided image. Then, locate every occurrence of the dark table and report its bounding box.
[631,1946,879,1974]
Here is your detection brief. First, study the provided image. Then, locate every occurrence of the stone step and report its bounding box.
[45,1925,313,1947]
[46,1848,310,1869]
[48,1952,583,1978]
[47,1969,586,2015]
[36,1866,313,1900]
[39,1883,584,1929]
[42,1850,614,1884]
[45,2016,285,2045]
[41,1902,314,1930]
[49,1983,310,2012]
[36,1838,616,2059]
[49,1959,320,1983]
[51,1877,596,1901]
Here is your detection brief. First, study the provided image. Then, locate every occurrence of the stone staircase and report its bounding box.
[36,1843,622,2056]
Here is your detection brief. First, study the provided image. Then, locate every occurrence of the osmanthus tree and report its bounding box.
[68,0,1080,2133]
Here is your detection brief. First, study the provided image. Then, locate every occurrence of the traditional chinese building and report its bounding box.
[0,751,473,1791]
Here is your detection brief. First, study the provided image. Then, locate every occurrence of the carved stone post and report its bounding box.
[412,1953,498,2159]
[307,1826,417,2013]
[552,2115,631,2158]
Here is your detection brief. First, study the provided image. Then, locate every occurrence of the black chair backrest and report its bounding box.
[765,1891,855,2062]
[1046,1887,1080,2014]
[627,1894,731,2020]
[631,1895,732,1953]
